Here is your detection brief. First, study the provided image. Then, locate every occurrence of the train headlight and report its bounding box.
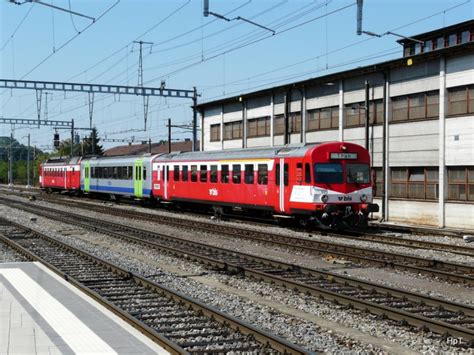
[321,194,329,203]
[360,194,367,202]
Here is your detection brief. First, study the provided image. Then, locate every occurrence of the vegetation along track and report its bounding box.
[4,193,474,285]
[0,217,308,354]
[2,198,474,345]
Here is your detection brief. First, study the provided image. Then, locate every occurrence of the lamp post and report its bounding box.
[8,132,13,188]
[21,134,32,188]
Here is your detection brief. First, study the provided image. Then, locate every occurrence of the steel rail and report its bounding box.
[1,198,473,344]
[0,218,309,355]
[33,192,474,257]
[4,194,473,285]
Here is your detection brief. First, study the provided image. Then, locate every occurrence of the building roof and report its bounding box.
[103,140,196,156]
[196,21,474,111]
[396,19,474,45]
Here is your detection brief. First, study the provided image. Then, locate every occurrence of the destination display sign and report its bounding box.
[330,152,358,159]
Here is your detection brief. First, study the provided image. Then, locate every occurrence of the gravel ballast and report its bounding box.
[2,203,471,353]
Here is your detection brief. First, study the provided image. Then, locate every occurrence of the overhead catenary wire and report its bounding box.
[19,0,121,80]
[0,1,36,52]
[146,1,354,83]
[3,0,471,146]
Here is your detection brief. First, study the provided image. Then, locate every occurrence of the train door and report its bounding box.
[84,161,90,192]
[134,160,143,198]
[71,166,79,189]
[163,164,168,200]
[276,159,289,213]
[64,168,67,189]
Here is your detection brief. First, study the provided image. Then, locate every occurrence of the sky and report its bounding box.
[0,0,473,152]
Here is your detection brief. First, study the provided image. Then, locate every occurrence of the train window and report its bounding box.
[128,166,133,180]
[284,164,289,186]
[232,165,241,184]
[245,164,254,184]
[221,165,229,183]
[182,165,189,182]
[174,165,180,181]
[191,165,198,182]
[143,167,147,180]
[346,164,369,184]
[166,166,169,181]
[305,163,311,183]
[296,163,303,183]
[276,164,280,186]
[258,164,268,185]
[210,165,218,183]
[314,163,343,184]
[200,165,207,182]
[113,167,118,179]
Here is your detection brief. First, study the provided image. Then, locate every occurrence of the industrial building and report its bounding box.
[196,20,474,229]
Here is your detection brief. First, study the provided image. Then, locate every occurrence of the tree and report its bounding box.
[55,138,81,157]
[82,127,104,156]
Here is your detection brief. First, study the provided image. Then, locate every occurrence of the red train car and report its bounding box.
[39,157,82,192]
[151,142,378,228]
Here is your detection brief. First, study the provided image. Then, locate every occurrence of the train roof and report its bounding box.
[81,153,161,164]
[42,156,82,166]
[153,143,335,162]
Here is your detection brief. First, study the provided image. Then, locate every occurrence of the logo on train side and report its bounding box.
[209,188,218,196]
[338,196,352,201]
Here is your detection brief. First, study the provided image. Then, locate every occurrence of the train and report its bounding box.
[39,142,379,228]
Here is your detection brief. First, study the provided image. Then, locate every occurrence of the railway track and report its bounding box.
[0,217,308,354]
[1,198,474,345]
[3,188,472,256]
[3,193,473,285]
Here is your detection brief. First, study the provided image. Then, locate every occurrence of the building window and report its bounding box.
[307,106,338,131]
[210,124,220,142]
[344,100,384,127]
[424,40,433,52]
[448,33,457,46]
[448,85,474,116]
[223,121,242,140]
[448,167,474,201]
[461,30,470,44]
[345,103,364,127]
[436,36,445,49]
[391,91,439,122]
[248,116,270,138]
[390,167,438,200]
[372,167,383,197]
[274,114,285,135]
[289,112,301,133]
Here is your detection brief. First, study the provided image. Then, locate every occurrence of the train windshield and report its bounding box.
[346,163,370,184]
[314,163,343,183]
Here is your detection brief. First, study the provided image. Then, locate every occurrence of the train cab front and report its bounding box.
[309,142,379,228]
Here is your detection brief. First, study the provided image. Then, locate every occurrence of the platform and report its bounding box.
[0,262,169,355]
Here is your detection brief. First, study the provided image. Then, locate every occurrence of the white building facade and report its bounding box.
[197,21,474,229]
